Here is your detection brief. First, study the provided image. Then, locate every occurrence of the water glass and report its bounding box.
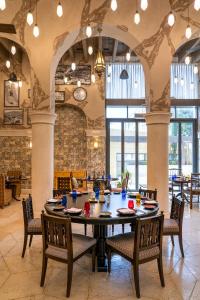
[61,195,67,207]
[128,199,134,209]
[84,201,90,215]
[122,189,126,199]
[72,190,77,201]
[95,187,100,199]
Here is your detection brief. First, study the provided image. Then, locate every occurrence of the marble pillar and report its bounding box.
[31,111,57,216]
[145,112,171,212]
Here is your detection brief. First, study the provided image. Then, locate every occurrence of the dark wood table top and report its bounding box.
[45,193,159,225]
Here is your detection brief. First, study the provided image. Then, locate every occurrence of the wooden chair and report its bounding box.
[21,195,42,257]
[7,170,22,197]
[168,168,182,196]
[106,213,165,298]
[0,175,12,208]
[40,212,96,297]
[187,173,200,209]
[138,188,157,200]
[163,195,185,257]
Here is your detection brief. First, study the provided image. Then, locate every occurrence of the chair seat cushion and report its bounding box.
[45,234,96,261]
[163,219,179,234]
[28,218,42,233]
[106,232,160,261]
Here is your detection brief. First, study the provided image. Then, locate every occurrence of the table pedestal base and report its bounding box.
[93,224,108,272]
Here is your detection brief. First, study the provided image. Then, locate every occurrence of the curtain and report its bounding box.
[106,63,145,99]
[170,64,198,99]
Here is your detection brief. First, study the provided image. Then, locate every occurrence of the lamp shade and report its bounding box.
[94,50,105,76]
[9,72,17,82]
[120,69,129,80]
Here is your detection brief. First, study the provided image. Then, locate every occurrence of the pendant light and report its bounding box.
[168,11,175,27]
[9,72,18,82]
[86,24,92,38]
[120,69,129,79]
[94,28,105,77]
[57,1,63,17]
[194,65,198,74]
[126,51,131,62]
[140,0,148,11]
[64,76,68,84]
[77,80,81,87]
[134,11,141,25]
[91,73,96,83]
[0,0,6,10]
[194,0,200,11]
[107,75,111,83]
[18,80,22,88]
[33,1,40,38]
[88,46,93,55]
[11,45,16,55]
[111,0,117,11]
[71,62,76,71]
[27,0,33,26]
[190,82,194,90]
[174,76,178,84]
[185,6,192,39]
[180,78,184,86]
[108,64,112,74]
[134,80,138,88]
[6,60,10,69]
[185,55,191,65]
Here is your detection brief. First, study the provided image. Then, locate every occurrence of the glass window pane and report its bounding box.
[176,107,196,118]
[169,123,179,170]
[110,122,122,179]
[181,123,193,175]
[106,106,127,118]
[170,107,175,118]
[124,123,135,190]
[128,106,146,118]
[138,123,147,188]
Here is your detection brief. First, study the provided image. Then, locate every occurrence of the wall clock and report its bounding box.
[73,87,87,101]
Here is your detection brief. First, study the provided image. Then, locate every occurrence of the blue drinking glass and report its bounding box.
[72,190,77,201]
[61,195,67,207]
[95,187,100,199]
[122,188,126,199]
[108,174,111,181]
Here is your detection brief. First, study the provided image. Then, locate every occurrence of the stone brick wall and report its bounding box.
[86,136,106,176]
[0,136,31,189]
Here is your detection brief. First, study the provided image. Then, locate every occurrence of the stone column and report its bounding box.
[31,111,57,216]
[145,112,171,212]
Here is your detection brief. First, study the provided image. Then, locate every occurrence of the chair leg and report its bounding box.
[84,224,87,236]
[170,235,174,246]
[22,233,28,258]
[157,256,165,287]
[112,225,114,235]
[190,193,193,209]
[66,263,73,297]
[178,234,184,258]
[122,224,125,234]
[107,248,111,273]
[133,263,140,298]
[29,235,33,247]
[40,256,48,287]
[92,247,96,272]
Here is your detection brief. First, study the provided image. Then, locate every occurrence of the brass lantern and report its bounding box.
[94,50,105,77]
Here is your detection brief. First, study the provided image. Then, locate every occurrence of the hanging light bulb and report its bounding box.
[185,25,192,39]
[5,60,10,69]
[108,64,112,74]
[18,80,22,88]
[194,65,198,74]
[185,55,191,65]
[91,73,96,83]
[194,0,200,11]
[180,78,184,86]
[77,80,81,87]
[33,24,40,37]
[0,0,6,10]
[107,75,111,83]
[134,80,138,88]
[111,0,117,11]
[64,76,68,84]
[71,62,76,71]
[126,52,131,62]
[140,0,148,11]
[88,46,93,55]
[86,24,92,38]
[57,1,63,17]
[168,11,175,27]
[190,82,194,90]
[11,45,16,55]
[134,11,141,25]
[174,76,178,84]
[27,11,33,26]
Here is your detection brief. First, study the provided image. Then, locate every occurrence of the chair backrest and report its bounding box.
[191,173,200,191]
[133,213,164,261]
[0,175,5,207]
[170,195,184,228]
[41,212,73,261]
[22,195,34,230]
[169,168,182,178]
[139,188,157,200]
[53,189,67,197]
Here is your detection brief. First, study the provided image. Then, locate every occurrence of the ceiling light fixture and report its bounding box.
[9,72,18,82]
[190,82,194,89]
[185,6,192,39]
[5,60,10,69]
[94,27,105,77]
[194,65,198,74]
[86,24,92,38]
[120,69,129,80]
[11,45,16,55]
[126,51,131,61]
[77,80,81,87]
[0,0,6,11]
[71,62,76,71]
[91,73,96,83]
[194,0,200,11]
[64,76,68,84]
[27,11,33,26]
[18,80,22,88]
[33,1,40,37]
[174,76,178,84]
[108,64,112,74]
[134,80,138,88]
[57,1,63,17]
[168,11,175,27]
[140,0,148,11]
[111,0,117,11]
[134,11,141,25]
[88,46,93,55]
[185,55,191,65]
[180,78,184,86]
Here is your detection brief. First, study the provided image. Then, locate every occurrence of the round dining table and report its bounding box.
[45,193,159,272]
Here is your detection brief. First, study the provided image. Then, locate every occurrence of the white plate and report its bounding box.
[47,198,61,203]
[117,208,136,215]
[64,208,82,214]
[143,200,158,205]
[70,191,81,195]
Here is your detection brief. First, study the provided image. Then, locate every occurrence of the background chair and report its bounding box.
[7,170,22,198]
[187,173,200,209]
[0,174,12,208]
[168,168,182,196]
[40,212,96,297]
[106,213,164,298]
[138,188,157,200]
[21,195,42,257]
[163,195,185,257]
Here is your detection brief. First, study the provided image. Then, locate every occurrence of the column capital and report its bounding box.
[145,112,171,125]
[31,111,57,125]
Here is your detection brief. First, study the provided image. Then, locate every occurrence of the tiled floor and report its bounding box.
[0,198,200,300]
